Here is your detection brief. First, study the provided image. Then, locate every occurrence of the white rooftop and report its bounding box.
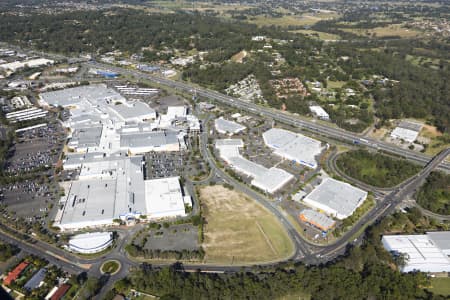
[309,105,329,119]
[304,178,368,219]
[68,232,113,253]
[144,177,186,219]
[215,117,246,135]
[263,128,322,169]
[216,139,293,193]
[390,127,419,143]
[56,156,146,230]
[382,234,450,273]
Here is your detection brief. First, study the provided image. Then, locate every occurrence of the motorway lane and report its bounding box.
[86,61,450,172]
[316,147,450,259]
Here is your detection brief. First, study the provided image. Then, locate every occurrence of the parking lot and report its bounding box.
[5,123,65,175]
[137,224,199,251]
[0,179,54,219]
[145,151,185,179]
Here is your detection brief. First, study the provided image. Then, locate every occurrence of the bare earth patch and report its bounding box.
[199,185,294,264]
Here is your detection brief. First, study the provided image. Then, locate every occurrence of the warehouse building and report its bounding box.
[390,120,423,143]
[216,139,293,193]
[309,105,329,121]
[0,58,54,72]
[263,128,323,169]
[299,209,336,232]
[215,117,246,135]
[303,178,367,219]
[68,232,113,254]
[382,232,450,273]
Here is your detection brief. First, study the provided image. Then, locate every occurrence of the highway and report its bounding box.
[0,48,449,298]
[86,61,450,172]
[316,147,450,258]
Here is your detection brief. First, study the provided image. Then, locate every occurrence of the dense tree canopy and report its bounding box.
[416,171,450,215]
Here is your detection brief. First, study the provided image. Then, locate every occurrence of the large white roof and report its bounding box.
[68,232,113,252]
[390,127,419,143]
[304,178,367,219]
[263,128,322,168]
[214,117,246,135]
[144,177,186,219]
[56,156,146,230]
[382,234,450,273]
[108,101,156,122]
[216,139,293,193]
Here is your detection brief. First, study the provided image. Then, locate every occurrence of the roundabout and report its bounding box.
[100,260,121,275]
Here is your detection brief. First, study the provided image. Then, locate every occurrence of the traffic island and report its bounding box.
[100,260,121,275]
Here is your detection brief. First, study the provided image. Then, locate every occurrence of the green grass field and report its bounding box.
[336,150,421,187]
[427,277,450,296]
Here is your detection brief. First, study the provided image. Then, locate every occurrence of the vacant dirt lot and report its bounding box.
[199,185,294,264]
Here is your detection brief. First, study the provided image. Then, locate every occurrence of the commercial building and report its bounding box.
[299,209,336,232]
[41,85,193,230]
[0,58,54,72]
[427,231,450,256]
[216,139,294,193]
[55,153,188,230]
[5,107,47,123]
[309,105,330,120]
[214,117,246,135]
[382,232,450,273]
[144,177,187,219]
[263,128,323,169]
[54,156,147,230]
[68,232,113,254]
[390,120,423,143]
[120,130,181,154]
[40,85,188,155]
[109,101,156,122]
[303,178,368,219]
[3,261,29,285]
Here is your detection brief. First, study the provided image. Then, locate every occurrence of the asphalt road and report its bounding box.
[1,48,449,298]
[86,61,450,173]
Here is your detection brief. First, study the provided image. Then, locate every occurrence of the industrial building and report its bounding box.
[299,209,336,232]
[303,178,368,219]
[215,117,246,135]
[68,232,113,254]
[263,128,323,169]
[390,120,423,143]
[216,139,294,193]
[0,58,54,72]
[382,232,450,273]
[309,105,330,120]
